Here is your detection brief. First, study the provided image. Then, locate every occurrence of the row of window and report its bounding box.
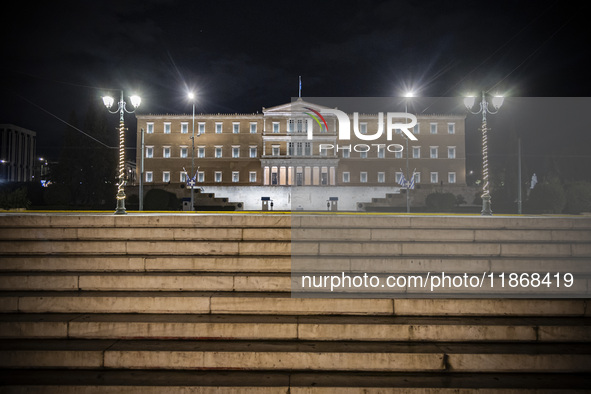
[144,170,457,184]
[145,146,259,159]
[144,145,458,159]
[146,122,260,135]
[144,121,456,135]
[145,170,257,184]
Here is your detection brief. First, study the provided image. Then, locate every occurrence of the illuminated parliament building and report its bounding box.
[135,99,467,210]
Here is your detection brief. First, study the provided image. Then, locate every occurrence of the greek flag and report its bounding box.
[398,173,407,188]
[408,169,417,189]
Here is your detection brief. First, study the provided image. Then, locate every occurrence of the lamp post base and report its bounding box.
[115,192,127,215]
[481,195,492,216]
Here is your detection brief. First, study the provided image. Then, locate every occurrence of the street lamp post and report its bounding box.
[102,91,141,215]
[404,91,414,213]
[464,91,504,216]
[188,92,196,210]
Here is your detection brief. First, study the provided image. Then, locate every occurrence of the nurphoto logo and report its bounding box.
[302,106,418,154]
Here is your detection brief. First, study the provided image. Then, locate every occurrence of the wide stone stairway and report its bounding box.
[0,213,590,393]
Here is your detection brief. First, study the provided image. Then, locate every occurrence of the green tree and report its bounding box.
[526,182,566,214]
[51,103,117,208]
[564,181,591,214]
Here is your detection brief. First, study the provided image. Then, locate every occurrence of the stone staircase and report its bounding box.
[0,213,590,393]
[192,190,243,211]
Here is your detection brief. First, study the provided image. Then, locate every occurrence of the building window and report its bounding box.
[448,146,456,159]
[321,169,328,185]
[360,123,367,134]
[396,172,403,185]
[304,143,311,156]
[180,172,187,183]
[448,172,456,184]
[232,171,239,183]
[197,171,204,183]
[413,124,420,134]
[272,145,280,156]
[341,146,350,158]
[145,171,153,182]
[250,123,257,134]
[215,123,222,134]
[249,171,257,182]
[163,147,171,158]
[360,151,367,159]
[288,119,294,133]
[430,146,438,159]
[377,145,385,158]
[272,122,280,133]
[360,172,368,183]
[377,172,385,183]
[180,147,188,158]
[215,171,222,183]
[164,123,171,134]
[412,146,420,159]
[198,123,205,135]
[215,147,222,158]
[342,172,350,183]
[146,123,154,134]
[395,150,403,159]
[198,146,205,158]
[296,119,305,133]
[232,146,240,158]
[233,123,240,134]
[430,172,438,184]
[430,123,437,134]
[448,123,455,134]
[181,122,188,134]
[162,171,170,183]
[319,145,328,157]
[249,146,257,158]
[145,146,153,158]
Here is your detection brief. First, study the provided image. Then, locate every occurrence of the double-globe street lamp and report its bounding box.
[102,91,141,215]
[464,91,504,216]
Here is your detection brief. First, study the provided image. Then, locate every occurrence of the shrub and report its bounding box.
[0,187,30,209]
[526,182,566,214]
[43,184,72,206]
[564,181,591,214]
[425,192,456,212]
[144,189,179,211]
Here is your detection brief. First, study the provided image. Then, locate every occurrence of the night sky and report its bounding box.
[1,0,589,176]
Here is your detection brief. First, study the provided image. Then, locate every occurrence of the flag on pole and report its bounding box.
[299,76,302,98]
[408,169,417,190]
[397,172,407,188]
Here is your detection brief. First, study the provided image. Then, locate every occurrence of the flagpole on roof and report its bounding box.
[299,76,302,98]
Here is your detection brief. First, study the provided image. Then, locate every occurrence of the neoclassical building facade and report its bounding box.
[135,99,466,210]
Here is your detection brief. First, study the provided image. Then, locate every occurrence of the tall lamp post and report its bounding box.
[102,91,141,215]
[188,92,196,210]
[464,91,504,216]
[404,91,415,213]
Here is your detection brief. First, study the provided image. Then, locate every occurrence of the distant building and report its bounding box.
[0,124,37,183]
[135,99,467,210]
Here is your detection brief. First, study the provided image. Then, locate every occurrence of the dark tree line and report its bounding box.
[49,102,117,208]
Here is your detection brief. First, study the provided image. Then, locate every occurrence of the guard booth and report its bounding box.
[182,198,192,211]
[261,197,273,211]
[327,197,338,212]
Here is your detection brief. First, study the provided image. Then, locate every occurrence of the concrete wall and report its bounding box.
[196,186,402,211]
